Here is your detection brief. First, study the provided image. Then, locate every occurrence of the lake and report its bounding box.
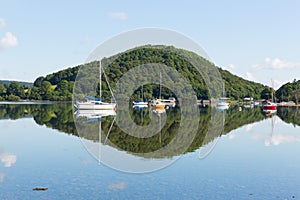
[0,103,299,199]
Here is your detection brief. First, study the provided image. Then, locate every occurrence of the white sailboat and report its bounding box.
[216,82,229,109]
[75,61,116,110]
[151,72,166,110]
[133,85,148,106]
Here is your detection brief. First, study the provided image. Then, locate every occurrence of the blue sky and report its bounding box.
[0,0,299,88]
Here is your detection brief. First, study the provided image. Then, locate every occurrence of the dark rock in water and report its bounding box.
[33,187,48,191]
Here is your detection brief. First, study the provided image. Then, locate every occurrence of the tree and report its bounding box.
[294,90,300,105]
[7,94,20,101]
[28,86,42,100]
[0,84,7,95]
[260,88,272,100]
[7,82,25,99]
[40,81,54,100]
[56,80,69,94]
[34,76,44,87]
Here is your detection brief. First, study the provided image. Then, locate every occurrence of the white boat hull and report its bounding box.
[75,102,116,110]
[216,102,229,107]
[133,102,148,106]
[75,109,116,118]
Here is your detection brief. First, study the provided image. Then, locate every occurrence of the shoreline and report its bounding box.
[0,100,72,104]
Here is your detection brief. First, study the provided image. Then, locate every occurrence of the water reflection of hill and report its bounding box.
[277,106,300,127]
[1,103,298,158]
[0,103,77,135]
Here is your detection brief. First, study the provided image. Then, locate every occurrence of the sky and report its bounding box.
[0,0,299,89]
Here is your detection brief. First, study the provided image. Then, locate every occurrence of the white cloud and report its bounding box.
[245,124,253,132]
[273,79,284,89]
[228,64,237,69]
[108,12,128,20]
[0,32,18,49]
[264,134,300,146]
[228,133,238,139]
[0,18,5,29]
[108,182,127,190]
[0,151,17,167]
[246,72,256,82]
[253,57,300,70]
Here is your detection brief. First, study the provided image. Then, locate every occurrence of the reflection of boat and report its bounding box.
[243,104,254,109]
[75,109,116,123]
[152,107,166,117]
[263,109,277,117]
[75,109,116,119]
[216,98,229,109]
[253,101,260,106]
[75,61,116,110]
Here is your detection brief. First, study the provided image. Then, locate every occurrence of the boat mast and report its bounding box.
[271,79,275,103]
[100,60,102,99]
[159,72,162,99]
[223,81,226,97]
[142,84,144,101]
[99,60,102,164]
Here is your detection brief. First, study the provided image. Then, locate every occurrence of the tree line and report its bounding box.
[0,67,79,101]
[0,45,298,102]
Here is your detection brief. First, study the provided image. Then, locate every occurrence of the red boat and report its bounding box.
[262,100,277,110]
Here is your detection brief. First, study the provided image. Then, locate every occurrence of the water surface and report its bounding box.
[0,104,299,199]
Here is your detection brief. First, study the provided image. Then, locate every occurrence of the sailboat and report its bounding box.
[216,82,229,109]
[263,80,277,112]
[75,61,117,110]
[152,72,165,110]
[133,85,148,107]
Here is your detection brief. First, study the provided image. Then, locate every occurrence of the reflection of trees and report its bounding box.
[0,103,77,135]
[0,103,278,158]
[277,107,300,127]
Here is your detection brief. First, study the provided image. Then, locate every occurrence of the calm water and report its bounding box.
[0,103,300,199]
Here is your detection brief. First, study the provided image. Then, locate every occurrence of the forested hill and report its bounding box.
[276,79,300,104]
[0,45,273,101]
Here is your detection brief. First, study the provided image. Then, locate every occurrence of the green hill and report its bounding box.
[0,45,272,101]
[276,79,300,104]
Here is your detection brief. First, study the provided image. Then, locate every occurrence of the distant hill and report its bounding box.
[276,79,300,104]
[1,45,272,101]
[0,80,33,87]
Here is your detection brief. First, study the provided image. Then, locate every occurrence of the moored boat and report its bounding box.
[262,100,277,111]
[74,60,116,110]
[152,100,165,109]
[133,99,148,106]
[75,96,116,110]
[262,80,277,111]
